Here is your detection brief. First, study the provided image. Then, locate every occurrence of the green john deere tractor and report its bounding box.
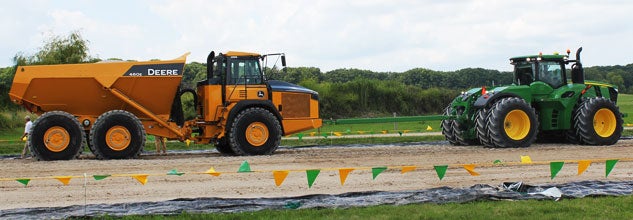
[441,47,623,148]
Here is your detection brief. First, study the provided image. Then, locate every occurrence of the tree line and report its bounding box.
[2,32,633,120]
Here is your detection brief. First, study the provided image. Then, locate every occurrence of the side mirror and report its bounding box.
[281,55,286,67]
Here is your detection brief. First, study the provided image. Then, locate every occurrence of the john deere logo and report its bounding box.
[257,91,265,98]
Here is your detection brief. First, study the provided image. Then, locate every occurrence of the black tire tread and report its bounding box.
[29,111,84,161]
[228,107,281,156]
[89,110,146,159]
[487,97,539,148]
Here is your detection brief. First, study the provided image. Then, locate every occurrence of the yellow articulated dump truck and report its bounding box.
[9,51,322,160]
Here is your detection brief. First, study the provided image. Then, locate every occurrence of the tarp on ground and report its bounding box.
[1,180,633,219]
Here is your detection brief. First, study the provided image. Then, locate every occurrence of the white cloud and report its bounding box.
[1,0,632,71]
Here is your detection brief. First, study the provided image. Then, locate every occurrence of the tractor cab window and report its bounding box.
[514,62,535,85]
[228,59,262,85]
[538,61,564,88]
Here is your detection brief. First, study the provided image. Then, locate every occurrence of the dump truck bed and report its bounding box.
[9,54,189,120]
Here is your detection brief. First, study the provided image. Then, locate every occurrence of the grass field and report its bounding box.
[106,195,633,219]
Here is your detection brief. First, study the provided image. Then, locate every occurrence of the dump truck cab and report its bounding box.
[192,51,321,155]
[442,47,623,148]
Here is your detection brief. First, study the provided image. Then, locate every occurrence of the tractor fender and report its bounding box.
[225,100,284,133]
[473,92,521,108]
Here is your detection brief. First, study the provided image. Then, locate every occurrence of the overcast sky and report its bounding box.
[2,0,632,72]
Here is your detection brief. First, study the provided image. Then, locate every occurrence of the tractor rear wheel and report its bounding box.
[29,111,84,160]
[475,108,493,147]
[90,110,145,159]
[440,107,459,145]
[215,137,235,155]
[228,107,281,155]
[487,97,539,148]
[574,97,622,145]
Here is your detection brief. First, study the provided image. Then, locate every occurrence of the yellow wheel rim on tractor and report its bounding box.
[43,126,70,152]
[105,125,131,151]
[594,108,616,137]
[504,110,530,140]
[245,122,269,147]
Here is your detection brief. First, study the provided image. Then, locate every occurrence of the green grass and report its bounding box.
[103,195,633,220]
[619,93,633,124]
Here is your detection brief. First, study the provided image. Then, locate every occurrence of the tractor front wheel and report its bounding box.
[487,97,539,148]
[29,111,84,160]
[574,97,622,145]
[228,107,281,155]
[441,106,459,145]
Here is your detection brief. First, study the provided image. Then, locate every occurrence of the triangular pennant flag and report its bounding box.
[338,168,354,186]
[333,132,342,137]
[185,139,191,147]
[493,159,503,165]
[306,169,320,188]
[132,174,149,185]
[520,155,532,164]
[550,161,565,179]
[577,160,591,176]
[462,164,480,176]
[372,167,387,180]
[93,175,111,180]
[401,166,416,174]
[297,133,304,141]
[426,125,433,131]
[205,167,221,176]
[238,161,252,172]
[55,176,72,186]
[606,159,619,178]
[167,169,184,176]
[273,170,289,187]
[16,179,30,186]
[434,165,448,180]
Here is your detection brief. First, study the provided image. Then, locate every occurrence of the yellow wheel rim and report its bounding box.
[594,108,616,138]
[105,125,131,151]
[245,122,269,147]
[43,126,70,152]
[504,110,530,140]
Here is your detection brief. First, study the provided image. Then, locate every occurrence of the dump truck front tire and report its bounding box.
[90,110,146,159]
[574,97,622,145]
[487,97,539,148]
[214,137,235,155]
[228,107,281,156]
[29,111,84,161]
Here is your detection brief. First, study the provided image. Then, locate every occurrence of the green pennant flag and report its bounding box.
[398,131,403,136]
[16,179,30,186]
[550,161,565,179]
[93,175,111,180]
[493,159,503,165]
[434,165,448,180]
[606,159,619,178]
[297,133,304,141]
[167,169,184,176]
[238,161,252,172]
[322,133,328,138]
[372,167,387,180]
[306,169,321,188]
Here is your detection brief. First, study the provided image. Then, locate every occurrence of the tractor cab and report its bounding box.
[510,53,568,88]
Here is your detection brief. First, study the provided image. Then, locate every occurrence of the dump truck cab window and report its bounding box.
[514,62,535,85]
[538,61,564,88]
[228,59,262,85]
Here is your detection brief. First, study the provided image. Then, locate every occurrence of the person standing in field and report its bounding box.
[154,135,166,154]
[20,115,33,159]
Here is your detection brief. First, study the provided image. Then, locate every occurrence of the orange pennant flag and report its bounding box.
[132,175,149,185]
[55,176,72,185]
[578,160,591,176]
[401,166,417,174]
[205,167,221,177]
[338,168,354,186]
[272,170,289,187]
[462,164,480,176]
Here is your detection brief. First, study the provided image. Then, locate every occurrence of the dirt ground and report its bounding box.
[1,139,633,210]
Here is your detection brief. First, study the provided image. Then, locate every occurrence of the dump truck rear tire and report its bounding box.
[487,97,539,148]
[90,110,146,159]
[29,111,84,161]
[228,107,281,156]
[214,137,235,155]
[574,97,622,145]
[441,107,459,145]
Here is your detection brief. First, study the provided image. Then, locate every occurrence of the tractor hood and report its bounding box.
[268,80,319,100]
